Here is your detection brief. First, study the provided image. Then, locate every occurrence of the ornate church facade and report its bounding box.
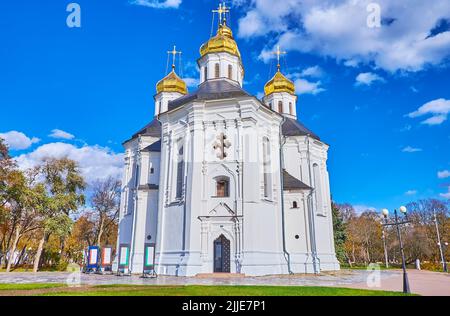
[115,5,340,276]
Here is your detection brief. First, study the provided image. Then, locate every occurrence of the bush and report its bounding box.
[420,261,446,272]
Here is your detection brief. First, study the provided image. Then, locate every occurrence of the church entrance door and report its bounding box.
[213,235,230,273]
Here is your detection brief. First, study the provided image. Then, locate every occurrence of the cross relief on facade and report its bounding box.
[213,132,231,160]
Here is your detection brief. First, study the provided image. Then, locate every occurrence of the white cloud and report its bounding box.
[0,131,40,150]
[294,78,325,95]
[238,11,267,38]
[355,72,385,86]
[440,187,450,199]
[300,65,324,78]
[438,170,450,179]
[400,124,412,132]
[238,0,450,72]
[183,77,199,88]
[410,86,419,93]
[15,142,123,185]
[49,129,75,140]
[402,146,422,153]
[183,61,199,77]
[405,190,417,196]
[353,205,377,214]
[256,91,264,100]
[421,115,447,125]
[130,0,181,9]
[344,59,359,67]
[407,98,450,126]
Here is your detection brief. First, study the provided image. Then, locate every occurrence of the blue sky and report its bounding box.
[1,0,450,212]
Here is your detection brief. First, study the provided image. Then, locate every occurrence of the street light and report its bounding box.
[381,209,389,268]
[439,241,448,273]
[433,208,446,272]
[381,206,411,294]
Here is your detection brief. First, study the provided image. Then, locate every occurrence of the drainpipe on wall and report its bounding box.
[129,137,141,273]
[155,115,169,275]
[306,134,320,274]
[279,116,293,274]
[178,120,192,257]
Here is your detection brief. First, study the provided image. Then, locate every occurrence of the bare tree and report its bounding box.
[91,177,121,246]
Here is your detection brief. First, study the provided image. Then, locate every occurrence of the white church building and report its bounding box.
[115,6,340,276]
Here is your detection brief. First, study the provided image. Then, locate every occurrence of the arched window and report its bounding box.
[215,63,220,78]
[278,101,283,113]
[289,102,293,115]
[263,137,272,198]
[228,65,233,80]
[215,177,230,197]
[204,66,208,81]
[292,201,298,208]
[175,145,184,199]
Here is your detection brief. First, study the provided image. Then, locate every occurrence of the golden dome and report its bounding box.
[156,69,187,95]
[200,22,241,58]
[264,70,295,96]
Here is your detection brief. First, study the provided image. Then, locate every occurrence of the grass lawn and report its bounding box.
[0,283,65,291]
[0,283,413,296]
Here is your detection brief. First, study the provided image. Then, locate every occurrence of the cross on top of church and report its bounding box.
[167,45,182,70]
[272,45,287,71]
[213,132,231,160]
[212,2,230,26]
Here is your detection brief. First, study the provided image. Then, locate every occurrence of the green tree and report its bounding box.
[4,174,48,272]
[332,202,347,264]
[32,158,85,272]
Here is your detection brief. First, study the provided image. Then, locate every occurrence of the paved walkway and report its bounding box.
[0,269,448,295]
[342,269,450,296]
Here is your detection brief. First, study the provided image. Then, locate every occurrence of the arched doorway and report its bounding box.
[213,235,230,273]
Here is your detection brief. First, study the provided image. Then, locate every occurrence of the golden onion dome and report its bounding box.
[264,70,295,96]
[156,69,187,95]
[200,22,241,58]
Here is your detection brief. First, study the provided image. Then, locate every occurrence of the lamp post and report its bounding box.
[381,206,411,294]
[381,227,389,268]
[438,241,448,273]
[433,209,446,272]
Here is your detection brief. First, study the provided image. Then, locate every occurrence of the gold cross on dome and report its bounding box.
[167,45,182,70]
[272,45,286,71]
[212,2,230,25]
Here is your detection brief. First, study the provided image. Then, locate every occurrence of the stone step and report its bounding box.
[195,273,246,279]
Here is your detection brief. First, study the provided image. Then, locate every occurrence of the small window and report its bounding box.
[292,201,298,208]
[150,167,154,174]
[215,178,229,197]
[176,146,184,199]
[228,65,233,80]
[262,137,272,198]
[215,63,220,78]
[289,102,293,115]
[278,101,283,113]
[204,66,208,80]
[295,235,300,239]
[134,165,140,188]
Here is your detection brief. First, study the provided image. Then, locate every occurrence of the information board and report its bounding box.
[86,246,100,269]
[118,244,130,269]
[144,243,156,268]
[101,246,113,267]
